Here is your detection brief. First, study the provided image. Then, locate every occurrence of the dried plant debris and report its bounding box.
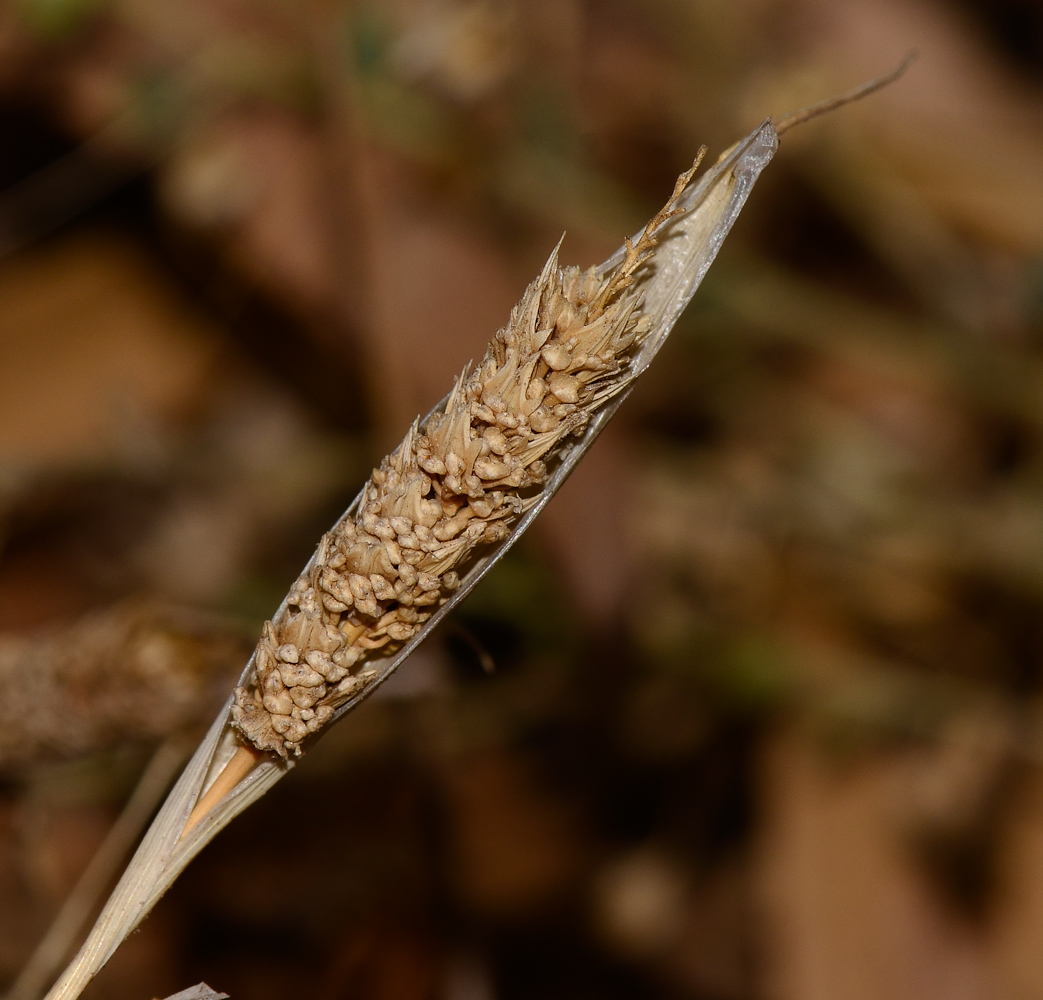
[0,604,238,768]
[160,985,229,1000]
[232,161,705,757]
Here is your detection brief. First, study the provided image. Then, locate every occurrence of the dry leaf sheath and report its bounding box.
[45,120,779,1000]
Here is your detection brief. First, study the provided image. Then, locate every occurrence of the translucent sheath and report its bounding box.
[43,119,777,1000]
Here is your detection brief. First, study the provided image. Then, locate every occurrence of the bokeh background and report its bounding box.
[1,1,1043,998]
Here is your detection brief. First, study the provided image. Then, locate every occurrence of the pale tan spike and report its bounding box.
[46,66,911,992]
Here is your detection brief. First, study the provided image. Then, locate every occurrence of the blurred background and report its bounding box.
[1,1,1043,998]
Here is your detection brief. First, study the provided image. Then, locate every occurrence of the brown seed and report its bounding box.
[333,646,364,668]
[445,453,465,476]
[335,676,362,699]
[290,685,326,710]
[529,407,558,433]
[484,523,510,543]
[322,663,348,683]
[347,575,373,600]
[541,344,571,370]
[262,670,285,694]
[525,377,547,403]
[279,663,325,688]
[373,520,396,540]
[484,427,509,455]
[419,454,447,475]
[397,563,419,587]
[304,650,334,676]
[281,718,309,744]
[547,372,581,403]
[270,714,294,735]
[263,691,294,716]
[474,456,510,480]
[417,498,443,524]
[355,595,380,618]
[483,393,506,413]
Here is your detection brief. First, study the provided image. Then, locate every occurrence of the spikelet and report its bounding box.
[231,164,700,757]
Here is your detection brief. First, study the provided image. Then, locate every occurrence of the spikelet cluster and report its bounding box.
[232,167,698,757]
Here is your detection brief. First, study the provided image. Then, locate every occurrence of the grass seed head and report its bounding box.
[231,161,700,758]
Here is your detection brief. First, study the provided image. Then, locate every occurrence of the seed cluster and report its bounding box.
[232,166,697,757]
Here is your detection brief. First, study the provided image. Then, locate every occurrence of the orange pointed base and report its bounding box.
[181,745,262,837]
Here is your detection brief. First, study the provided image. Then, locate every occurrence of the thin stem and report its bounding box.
[774,52,917,136]
[5,739,188,1000]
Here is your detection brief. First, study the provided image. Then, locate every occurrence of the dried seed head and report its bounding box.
[231,158,704,758]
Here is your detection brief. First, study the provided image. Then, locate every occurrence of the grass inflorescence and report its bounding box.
[232,154,705,757]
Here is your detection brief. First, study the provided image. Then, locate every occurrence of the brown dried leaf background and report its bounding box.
[2,1,1043,999]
